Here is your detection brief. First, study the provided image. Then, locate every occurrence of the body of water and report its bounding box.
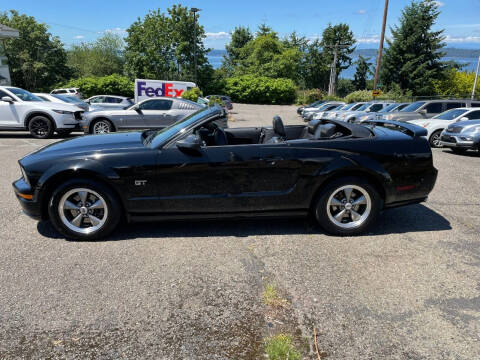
[207,51,479,79]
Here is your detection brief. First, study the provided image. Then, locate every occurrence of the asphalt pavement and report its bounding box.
[0,105,479,359]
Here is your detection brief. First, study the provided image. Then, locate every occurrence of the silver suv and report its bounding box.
[382,99,480,122]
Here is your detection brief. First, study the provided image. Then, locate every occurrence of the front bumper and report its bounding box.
[12,178,42,220]
[439,133,477,149]
[55,112,82,129]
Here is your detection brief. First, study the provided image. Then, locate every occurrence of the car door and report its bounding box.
[0,89,20,127]
[141,99,175,129]
[422,102,444,118]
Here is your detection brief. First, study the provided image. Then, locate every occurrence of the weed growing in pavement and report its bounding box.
[263,284,289,308]
[264,334,301,360]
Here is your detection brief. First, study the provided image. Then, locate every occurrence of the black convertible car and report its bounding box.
[13,105,437,240]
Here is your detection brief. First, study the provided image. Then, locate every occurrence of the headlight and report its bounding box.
[360,115,369,121]
[385,114,394,120]
[52,110,74,115]
[422,123,429,128]
[461,136,473,141]
[340,114,346,119]
[20,166,30,186]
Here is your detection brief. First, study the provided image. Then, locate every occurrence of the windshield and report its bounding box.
[433,109,468,120]
[379,103,400,113]
[7,87,42,102]
[341,103,356,111]
[309,100,323,107]
[401,101,425,112]
[356,103,370,111]
[144,107,220,148]
[52,94,81,103]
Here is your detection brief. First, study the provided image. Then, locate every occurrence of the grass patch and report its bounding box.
[264,334,301,360]
[263,284,289,308]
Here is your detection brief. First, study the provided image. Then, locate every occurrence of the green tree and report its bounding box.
[0,10,72,91]
[352,55,372,90]
[433,68,479,97]
[223,26,253,74]
[68,33,124,77]
[380,0,447,95]
[256,23,276,37]
[302,39,330,89]
[320,23,356,80]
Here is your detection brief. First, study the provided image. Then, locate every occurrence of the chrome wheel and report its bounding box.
[58,188,108,234]
[93,121,111,134]
[327,185,372,229]
[430,131,442,148]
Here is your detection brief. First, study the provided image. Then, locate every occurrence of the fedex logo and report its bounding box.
[134,79,196,103]
[137,81,184,98]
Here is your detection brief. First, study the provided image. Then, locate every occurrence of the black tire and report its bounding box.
[313,177,382,236]
[48,178,121,240]
[450,148,467,154]
[28,115,54,139]
[56,129,73,136]
[91,119,113,134]
[429,130,443,148]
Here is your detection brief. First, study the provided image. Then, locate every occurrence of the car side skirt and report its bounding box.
[127,209,308,223]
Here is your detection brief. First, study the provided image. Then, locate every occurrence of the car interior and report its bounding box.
[194,116,372,147]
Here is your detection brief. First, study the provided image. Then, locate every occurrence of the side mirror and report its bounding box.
[84,100,90,104]
[1,96,14,103]
[176,134,202,155]
[365,109,371,113]
[419,109,427,115]
[457,117,469,122]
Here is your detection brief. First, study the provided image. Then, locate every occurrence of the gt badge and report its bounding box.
[135,180,147,186]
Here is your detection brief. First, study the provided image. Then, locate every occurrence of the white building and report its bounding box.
[0,24,20,86]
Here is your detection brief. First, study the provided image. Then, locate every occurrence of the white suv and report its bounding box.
[0,86,84,138]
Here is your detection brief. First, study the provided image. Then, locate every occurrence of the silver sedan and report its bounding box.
[80,97,203,134]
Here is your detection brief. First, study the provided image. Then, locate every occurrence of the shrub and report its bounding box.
[264,334,301,360]
[62,74,134,98]
[181,87,203,102]
[345,90,373,103]
[225,75,297,104]
[295,88,325,105]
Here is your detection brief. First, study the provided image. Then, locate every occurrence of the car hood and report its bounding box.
[384,112,420,120]
[26,101,82,112]
[446,120,480,133]
[21,132,145,166]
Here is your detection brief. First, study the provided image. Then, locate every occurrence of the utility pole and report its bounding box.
[373,0,389,99]
[191,8,201,86]
[472,55,480,100]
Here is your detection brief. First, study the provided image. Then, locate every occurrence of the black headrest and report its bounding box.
[273,116,286,138]
[314,124,337,139]
[214,128,227,145]
[308,119,321,134]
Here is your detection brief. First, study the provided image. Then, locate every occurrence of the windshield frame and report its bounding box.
[145,106,224,149]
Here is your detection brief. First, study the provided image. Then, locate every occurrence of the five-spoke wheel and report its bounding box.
[314,177,381,236]
[48,179,121,240]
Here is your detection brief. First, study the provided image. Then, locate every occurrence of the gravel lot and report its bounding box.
[0,104,479,359]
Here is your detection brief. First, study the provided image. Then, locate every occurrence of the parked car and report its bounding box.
[34,93,95,112]
[85,95,134,110]
[205,95,233,110]
[314,102,367,120]
[355,103,411,123]
[381,99,480,122]
[340,101,395,123]
[0,86,83,138]
[80,97,204,134]
[439,120,480,153]
[297,100,326,115]
[302,101,345,121]
[197,97,210,107]
[13,106,437,240]
[50,88,83,98]
[408,108,480,147]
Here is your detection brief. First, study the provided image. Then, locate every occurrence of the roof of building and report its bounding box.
[0,24,20,39]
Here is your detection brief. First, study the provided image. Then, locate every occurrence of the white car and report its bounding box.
[408,107,480,148]
[0,86,83,138]
[339,102,395,123]
[302,101,345,121]
[34,93,95,112]
[50,87,82,98]
[314,102,367,120]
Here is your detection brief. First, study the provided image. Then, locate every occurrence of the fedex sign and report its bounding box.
[134,79,196,103]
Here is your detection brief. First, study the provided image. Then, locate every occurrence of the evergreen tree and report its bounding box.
[352,56,372,90]
[380,0,446,95]
[222,26,253,75]
[320,24,356,78]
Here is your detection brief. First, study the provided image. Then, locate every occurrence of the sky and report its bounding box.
[4,0,480,49]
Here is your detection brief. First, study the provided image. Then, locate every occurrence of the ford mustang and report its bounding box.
[13,105,438,240]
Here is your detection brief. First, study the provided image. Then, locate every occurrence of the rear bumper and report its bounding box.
[12,178,42,220]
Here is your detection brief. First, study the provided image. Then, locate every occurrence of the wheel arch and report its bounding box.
[309,168,387,211]
[37,168,125,221]
[89,117,116,133]
[24,111,57,130]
